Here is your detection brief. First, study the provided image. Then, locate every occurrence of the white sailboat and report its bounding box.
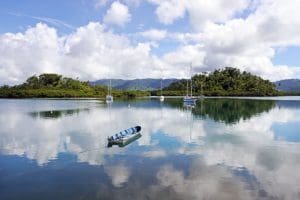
[183,63,197,104]
[159,78,164,101]
[106,79,113,103]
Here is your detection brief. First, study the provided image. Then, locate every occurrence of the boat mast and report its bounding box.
[186,64,189,97]
[107,80,110,96]
[190,63,193,98]
[107,79,112,96]
[160,78,163,96]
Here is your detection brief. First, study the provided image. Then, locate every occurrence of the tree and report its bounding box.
[39,74,62,87]
[25,75,39,88]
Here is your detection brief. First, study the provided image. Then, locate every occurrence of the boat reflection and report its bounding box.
[183,101,196,108]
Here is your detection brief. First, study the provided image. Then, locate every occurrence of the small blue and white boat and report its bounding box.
[108,126,142,146]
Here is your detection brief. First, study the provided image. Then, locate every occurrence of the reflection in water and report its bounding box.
[193,99,276,124]
[0,98,300,200]
[166,98,276,124]
[29,108,90,119]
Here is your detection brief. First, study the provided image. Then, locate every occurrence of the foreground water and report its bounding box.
[0,98,300,200]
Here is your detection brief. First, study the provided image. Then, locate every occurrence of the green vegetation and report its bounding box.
[0,68,279,98]
[158,67,278,96]
[0,74,149,98]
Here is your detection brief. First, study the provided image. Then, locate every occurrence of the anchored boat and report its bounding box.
[106,79,113,103]
[183,63,197,104]
[108,126,142,146]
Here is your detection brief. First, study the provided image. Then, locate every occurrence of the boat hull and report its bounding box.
[108,126,142,146]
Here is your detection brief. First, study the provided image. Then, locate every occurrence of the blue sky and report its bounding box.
[0,0,300,84]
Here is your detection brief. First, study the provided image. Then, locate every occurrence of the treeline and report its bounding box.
[0,74,149,98]
[157,67,278,96]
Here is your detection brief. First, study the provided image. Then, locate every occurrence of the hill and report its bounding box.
[162,67,277,96]
[274,79,300,92]
[0,74,149,98]
[91,78,179,90]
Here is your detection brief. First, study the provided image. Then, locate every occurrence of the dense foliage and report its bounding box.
[163,67,278,96]
[0,74,150,98]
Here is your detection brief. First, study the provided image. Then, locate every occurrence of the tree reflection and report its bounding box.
[193,99,275,124]
[29,108,90,119]
[164,98,276,124]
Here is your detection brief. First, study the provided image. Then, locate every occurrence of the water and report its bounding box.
[0,98,300,200]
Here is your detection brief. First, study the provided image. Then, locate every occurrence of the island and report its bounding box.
[0,73,149,98]
[0,67,282,98]
[154,67,278,96]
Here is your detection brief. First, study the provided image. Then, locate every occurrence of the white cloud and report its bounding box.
[0,22,169,85]
[0,23,61,84]
[148,0,186,24]
[103,1,131,26]
[94,0,110,8]
[94,0,141,8]
[139,29,167,41]
[162,44,206,77]
[169,32,203,44]
[185,0,250,31]
[148,0,250,29]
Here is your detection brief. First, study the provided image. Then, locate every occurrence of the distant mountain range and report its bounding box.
[274,79,300,92]
[91,78,300,93]
[91,78,180,90]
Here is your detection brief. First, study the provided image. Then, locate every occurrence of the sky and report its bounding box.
[0,0,300,85]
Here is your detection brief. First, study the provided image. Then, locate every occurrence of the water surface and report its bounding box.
[0,98,300,200]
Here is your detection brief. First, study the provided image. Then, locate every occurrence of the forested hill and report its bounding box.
[163,67,278,96]
[0,74,149,98]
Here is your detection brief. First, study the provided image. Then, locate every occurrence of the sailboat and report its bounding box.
[183,63,197,104]
[106,79,113,103]
[159,78,164,101]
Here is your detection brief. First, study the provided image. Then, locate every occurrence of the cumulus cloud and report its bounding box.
[94,0,141,8]
[0,22,167,85]
[148,0,186,24]
[148,0,250,29]
[103,1,131,26]
[139,29,167,41]
[0,23,61,84]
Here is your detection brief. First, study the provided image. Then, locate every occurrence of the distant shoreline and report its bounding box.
[1,95,300,101]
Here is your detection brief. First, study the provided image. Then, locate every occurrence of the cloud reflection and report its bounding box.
[0,99,300,199]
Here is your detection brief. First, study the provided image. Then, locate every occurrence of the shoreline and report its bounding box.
[1,95,300,101]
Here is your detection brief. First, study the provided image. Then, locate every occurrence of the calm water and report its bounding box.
[0,98,300,200]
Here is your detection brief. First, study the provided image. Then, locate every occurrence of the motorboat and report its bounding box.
[108,126,142,146]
